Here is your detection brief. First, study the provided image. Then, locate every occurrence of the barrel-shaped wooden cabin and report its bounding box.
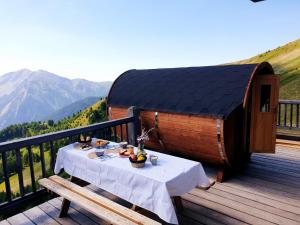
[107,62,279,181]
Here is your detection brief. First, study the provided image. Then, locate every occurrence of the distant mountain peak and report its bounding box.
[0,69,112,130]
[18,68,32,73]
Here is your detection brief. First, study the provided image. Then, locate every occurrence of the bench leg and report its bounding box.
[173,196,183,213]
[131,204,142,211]
[59,199,71,218]
[59,176,90,218]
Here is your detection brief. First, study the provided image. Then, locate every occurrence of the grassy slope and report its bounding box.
[0,149,51,193]
[236,38,300,100]
[68,100,103,127]
[0,100,104,195]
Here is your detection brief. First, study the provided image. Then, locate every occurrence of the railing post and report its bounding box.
[27,146,36,192]
[15,149,24,197]
[127,106,141,146]
[278,103,281,126]
[297,104,299,128]
[1,151,12,202]
[290,104,293,128]
[50,141,56,172]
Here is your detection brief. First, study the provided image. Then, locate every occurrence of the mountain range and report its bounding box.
[43,96,101,122]
[0,69,112,130]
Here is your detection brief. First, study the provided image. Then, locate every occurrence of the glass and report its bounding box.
[260,85,271,112]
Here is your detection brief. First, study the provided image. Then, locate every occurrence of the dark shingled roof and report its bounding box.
[107,63,274,119]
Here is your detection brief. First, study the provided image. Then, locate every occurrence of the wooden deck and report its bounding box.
[1,145,300,225]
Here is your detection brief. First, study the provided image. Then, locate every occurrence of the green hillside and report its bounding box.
[237,38,300,100]
[0,98,107,142]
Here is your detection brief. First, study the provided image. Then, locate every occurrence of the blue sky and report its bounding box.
[0,0,299,82]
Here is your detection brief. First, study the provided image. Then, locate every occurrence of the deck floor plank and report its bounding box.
[248,163,300,179]
[250,158,300,172]
[222,177,300,204]
[182,200,247,225]
[48,198,99,225]
[6,213,35,225]
[212,182,300,214]
[183,193,275,225]
[23,206,60,225]
[254,154,300,166]
[0,220,10,225]
[2,145,300,225]
[189,188,299,225]
[209,185,300,222]
[38,201,79,225]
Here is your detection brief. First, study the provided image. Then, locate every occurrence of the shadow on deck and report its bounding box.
[1,145,300,225]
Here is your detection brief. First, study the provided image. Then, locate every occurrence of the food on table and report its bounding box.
[79,135,92,143]
[130,153,137,161]
[124,151,131,156]
[137,155,146,161]
[95,139,109,148]
[119,142,128,149]
[130,151,147,162]
[79,143,92,150]
[127,145,134,154]
[129,151,147,168]
[137,151,147,158]
[80,135,85,142]
[119,149,131,157]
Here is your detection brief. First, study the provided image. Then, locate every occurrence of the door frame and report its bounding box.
[249,74,279,153]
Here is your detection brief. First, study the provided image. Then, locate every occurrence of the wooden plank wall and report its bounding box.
[110,107,224,165]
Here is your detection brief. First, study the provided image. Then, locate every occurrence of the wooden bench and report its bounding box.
[39,175,161,225]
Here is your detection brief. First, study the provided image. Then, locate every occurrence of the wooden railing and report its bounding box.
[277,100,300,130]
[0,116,136,212]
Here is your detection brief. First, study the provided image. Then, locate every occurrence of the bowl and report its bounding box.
[119,142,128,149]
[129,156,147,168]
[95,149,105,157]
[95,139,109,148]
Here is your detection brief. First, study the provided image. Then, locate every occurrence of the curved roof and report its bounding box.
[107,63,274,118]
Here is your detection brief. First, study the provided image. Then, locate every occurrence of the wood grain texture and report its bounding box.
[48,198,98,225]
[6,213,35,225]
[39,179,137,225]
[48,175,161,225]
[23,206,60,225]
[250,75,279,153]
[38,202,79,225]
[0,220,10,225]
[110,107,227,165]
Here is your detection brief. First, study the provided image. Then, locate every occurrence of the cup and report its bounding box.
[128,145,134,154]
[150,155,158,165]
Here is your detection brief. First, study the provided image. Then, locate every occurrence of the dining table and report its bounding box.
[54,140,210,224]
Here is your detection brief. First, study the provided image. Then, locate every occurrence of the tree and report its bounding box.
[47,120,54,126]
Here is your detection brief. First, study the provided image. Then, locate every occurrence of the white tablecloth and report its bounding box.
[54,142,210,224]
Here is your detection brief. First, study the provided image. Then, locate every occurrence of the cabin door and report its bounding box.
[250,75,279,153]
